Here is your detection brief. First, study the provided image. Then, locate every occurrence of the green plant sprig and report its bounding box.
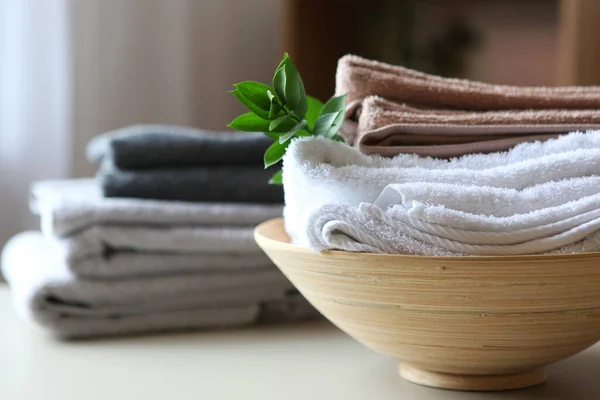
[228,53,346,185]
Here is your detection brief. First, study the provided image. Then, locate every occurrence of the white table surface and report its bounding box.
[1,286,599,400]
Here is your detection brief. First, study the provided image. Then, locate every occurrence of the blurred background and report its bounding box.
[0,0,598,247]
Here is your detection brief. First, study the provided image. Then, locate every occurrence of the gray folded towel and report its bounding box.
[53,242,274,280]
[29,179,281,279]
[52,225,271,279]
[1,232,319,339]
[87,125,272,169]
[87,125,282,203]
[65,224,261,257]
[31,179,283,237]
[100,162,283,203]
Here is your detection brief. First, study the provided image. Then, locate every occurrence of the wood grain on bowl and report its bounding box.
[255,218,600,391]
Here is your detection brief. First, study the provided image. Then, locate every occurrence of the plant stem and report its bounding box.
[282,105,299,122]
[281,105,312,134]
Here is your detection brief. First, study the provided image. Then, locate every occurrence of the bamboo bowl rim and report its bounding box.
[255,218,600,262]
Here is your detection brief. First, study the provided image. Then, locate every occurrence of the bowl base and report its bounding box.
[399,364,547,391]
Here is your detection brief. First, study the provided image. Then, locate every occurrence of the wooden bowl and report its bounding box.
[255,218,600,391]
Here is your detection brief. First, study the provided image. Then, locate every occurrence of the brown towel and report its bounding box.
[335,55,600,157]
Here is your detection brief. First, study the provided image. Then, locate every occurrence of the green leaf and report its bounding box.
[331,134,346,142]
[269,113,292,131]
[263,131,282,140]
[228,112,271,132]
[264,140,290,168]
[270,117,297,133]
[267,90,283,119]
[234,81,272,111]
[279,120,307,144]
[268,170,283,185]
[322,94,347,115]
[275,52,290,73]
[314,95,346,137]
[325,110,345,138]
[273,64,287,102]
[305,96,323,130]
[269,102,282,119]
[283,59,308,119]
[278,132,295,144]
[231,89,270,119]
[313,112,341,137]
[271,53,308,119]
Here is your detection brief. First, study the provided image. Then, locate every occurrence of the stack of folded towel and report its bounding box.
[2,126,317,339]
[278,55,600,257]
[336,55,600,158]
[283,132,600,256]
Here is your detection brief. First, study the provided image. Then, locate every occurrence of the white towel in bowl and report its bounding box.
[284,131,600,255]
[374,179,600,236]
[306,203,600,255]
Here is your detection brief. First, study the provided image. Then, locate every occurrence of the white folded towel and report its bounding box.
[285,132,600,255]
[374,179,600,238]
[31,179,283,237]
[307,203,459,255]
[375,177,600,221]
[308,203,600,255]
[1,232,297,338]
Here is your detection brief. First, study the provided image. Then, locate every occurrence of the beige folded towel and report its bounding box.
[358,96,600,133]
[336,55,600,157]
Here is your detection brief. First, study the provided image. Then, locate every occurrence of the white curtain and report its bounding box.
[0,0,281,248]
[0,0,72,246]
